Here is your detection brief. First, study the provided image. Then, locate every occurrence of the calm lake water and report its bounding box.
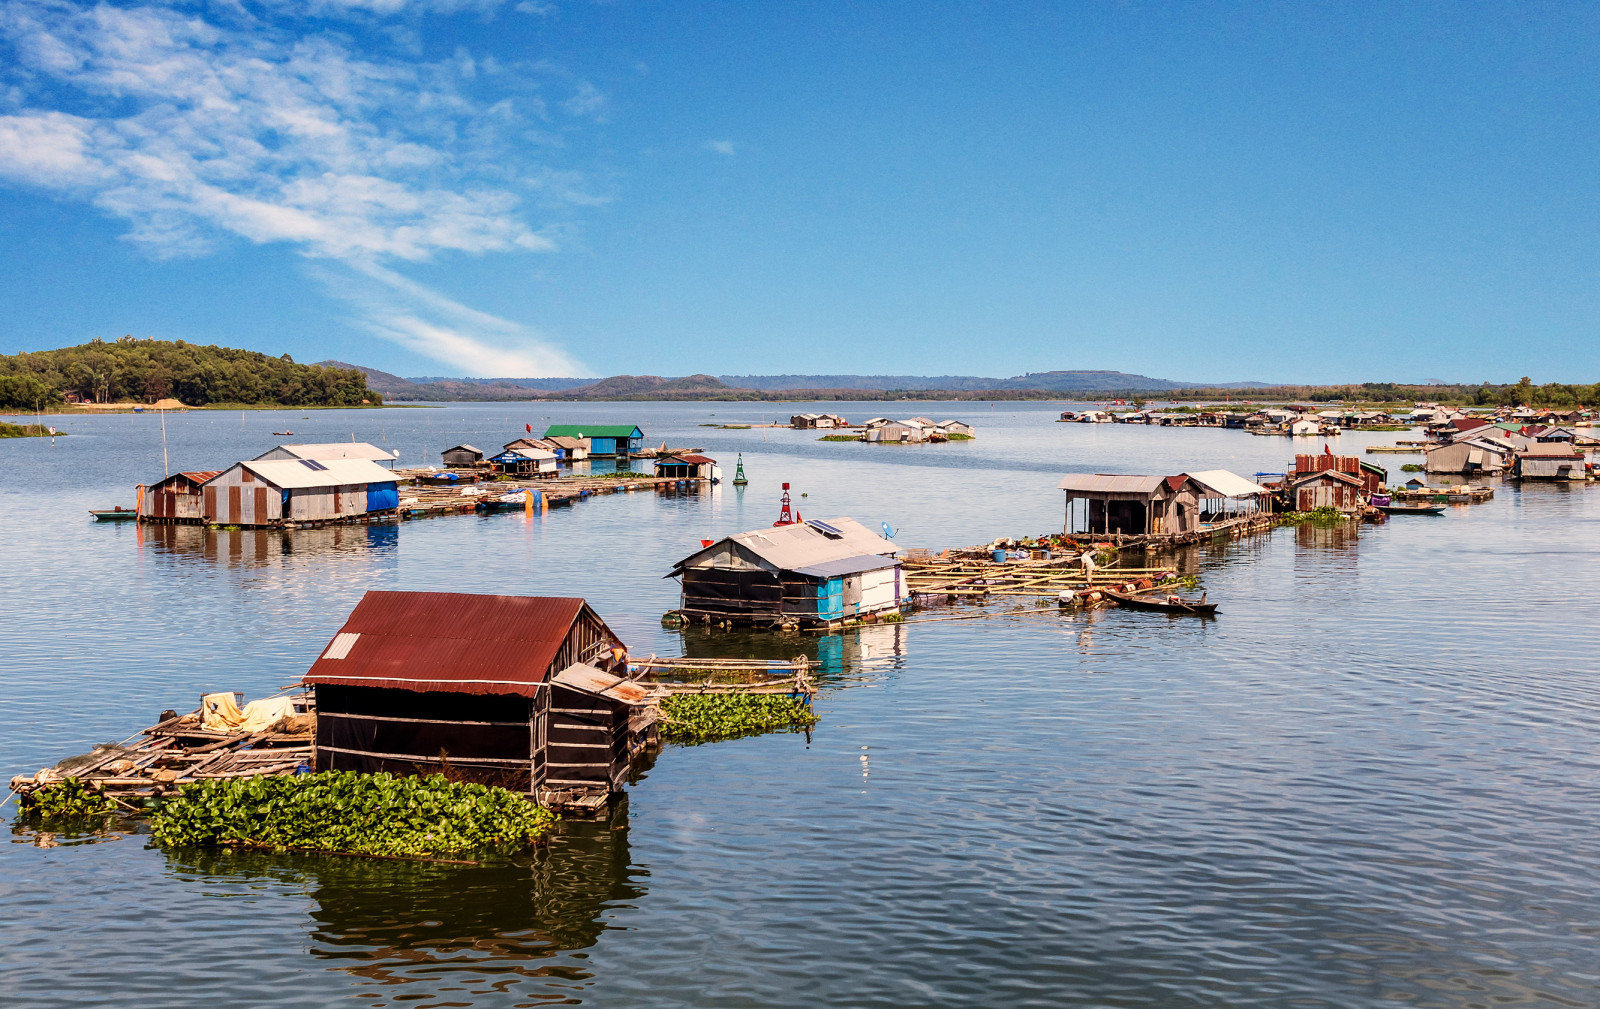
[3,401,1598,1008]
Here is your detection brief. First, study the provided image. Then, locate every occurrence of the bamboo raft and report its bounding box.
[9,696,314,806]
[632,656,815,697]
[901,552,1181,602]
[1393,485,1494,503]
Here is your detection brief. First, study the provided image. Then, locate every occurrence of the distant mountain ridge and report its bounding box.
[719,370,1198,392]
[324,361,1269,400]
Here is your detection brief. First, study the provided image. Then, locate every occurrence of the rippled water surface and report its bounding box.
[3,402,1598,1008]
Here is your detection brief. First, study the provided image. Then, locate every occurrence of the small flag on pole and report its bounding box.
[526,423,532,433]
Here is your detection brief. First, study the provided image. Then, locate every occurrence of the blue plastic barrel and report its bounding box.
[993,548,1006,562]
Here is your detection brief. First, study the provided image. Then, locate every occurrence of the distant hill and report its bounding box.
[317,362,591,401]
[323,361,1269,401]
[721,370,1198,392]
[549,374,764,401]
[0,339,375,408]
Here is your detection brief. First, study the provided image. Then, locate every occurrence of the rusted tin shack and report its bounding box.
[302,591,656,810]
[1287,468,1365,511]
[137,470,220,524]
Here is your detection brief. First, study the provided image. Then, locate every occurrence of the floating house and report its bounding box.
[654,454,718,480]
[1291,453,1385,494]
[302,591,656,808]
[1287,469,1365,512]
[1185,469,1273,521]
[1057,474,1202,537]
[254,442,399,467]
[441,444,484,468]
[1512,444,1587,481]
[668,518,903,628]
[199,458,400,527]
[935,420,975,437]
[543,425,643,458]
[542,436,591,462]
[136,470,221,524]
[791,413,848,429]
[1426,439,1510,475]
[491,445,558,477]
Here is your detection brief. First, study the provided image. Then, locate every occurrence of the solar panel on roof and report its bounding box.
[806,519,843,537]
[299,459,329,471]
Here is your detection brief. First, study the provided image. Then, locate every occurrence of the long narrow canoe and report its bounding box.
[90,509,138,521]
[1377,503,1444,516]
[1102,589,1218,617]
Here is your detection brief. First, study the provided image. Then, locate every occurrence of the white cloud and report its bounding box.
[705,139,736,156]
[0,0,592,375]
[321,259,586,376]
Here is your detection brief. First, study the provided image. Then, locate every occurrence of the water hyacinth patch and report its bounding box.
[148,772,557,858]
[659,693,819,744]
[20,778,121,819]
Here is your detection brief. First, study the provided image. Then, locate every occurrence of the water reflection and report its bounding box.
[666,621,908,685]
[165,807,644,1007]
[140,521,400,569]
[1294,519,1362,551]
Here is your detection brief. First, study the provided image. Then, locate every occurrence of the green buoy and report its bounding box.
[732,453,748,486]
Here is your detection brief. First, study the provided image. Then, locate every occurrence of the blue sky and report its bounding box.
[1,1,1597,384]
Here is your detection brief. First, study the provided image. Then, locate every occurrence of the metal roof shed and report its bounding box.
[303,591,652,804]
[669,518,903,627]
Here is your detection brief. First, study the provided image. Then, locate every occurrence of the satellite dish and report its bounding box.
[881,522,896,539]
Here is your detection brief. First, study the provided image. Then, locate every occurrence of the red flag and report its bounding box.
[526,423,532,433]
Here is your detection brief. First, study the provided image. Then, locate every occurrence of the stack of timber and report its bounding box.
[901,552,1180,602]
[9,697,314,807]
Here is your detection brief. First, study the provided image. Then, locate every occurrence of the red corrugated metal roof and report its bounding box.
[303,591,604,697]
[676,454,716,465]
[182,470,222,483]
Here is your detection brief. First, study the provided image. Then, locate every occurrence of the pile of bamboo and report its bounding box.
[631,655,814,697]
[9,700,314,807]
[901,554,1177,601]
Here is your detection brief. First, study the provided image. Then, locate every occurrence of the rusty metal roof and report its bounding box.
[1056,474,1167,495]
[303,591,607,697]
[552,663,653,704]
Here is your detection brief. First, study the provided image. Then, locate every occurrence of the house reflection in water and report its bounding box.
[140,521,399,569]
[168,809,644,1006]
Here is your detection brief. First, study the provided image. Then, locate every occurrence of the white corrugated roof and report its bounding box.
[237,457,399,489]
[257,442,398,462]
[679,517,897,573]
[1185,469,1271,498]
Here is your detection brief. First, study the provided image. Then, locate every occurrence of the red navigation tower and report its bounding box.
[774,483,798,526]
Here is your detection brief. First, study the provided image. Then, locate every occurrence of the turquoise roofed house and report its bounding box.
[542,425,644,459]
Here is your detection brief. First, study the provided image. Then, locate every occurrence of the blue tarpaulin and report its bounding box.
[367,482,399,511]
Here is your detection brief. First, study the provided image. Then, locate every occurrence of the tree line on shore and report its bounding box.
[1165,379,1597,408]
[0,337,379,409]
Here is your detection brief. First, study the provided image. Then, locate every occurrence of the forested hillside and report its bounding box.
[0,337,378,408]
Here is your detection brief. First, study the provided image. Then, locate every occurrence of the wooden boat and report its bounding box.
[1102,589,1218,617]
[477,492,530,513]
[272,430,294,436]
[1377,502,1444,516]
[90,507,138,521]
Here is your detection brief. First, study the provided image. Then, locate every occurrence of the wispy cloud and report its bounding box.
[705,139,736,156]
[319,259,586,376]
[0,0,597,375]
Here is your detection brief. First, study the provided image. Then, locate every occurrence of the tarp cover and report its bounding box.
[200,693,295,733]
